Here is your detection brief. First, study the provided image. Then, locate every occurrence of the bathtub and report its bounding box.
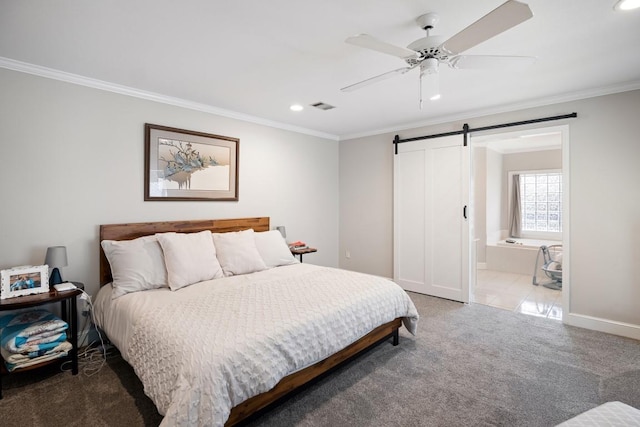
[485,238,562,275]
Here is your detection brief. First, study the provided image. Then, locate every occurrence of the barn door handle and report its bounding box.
[463,205,468,219]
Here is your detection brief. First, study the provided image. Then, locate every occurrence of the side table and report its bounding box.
[291,247,317,263]
[0,286,82,399]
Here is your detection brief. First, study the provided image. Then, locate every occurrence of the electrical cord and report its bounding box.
[60,289,112,376]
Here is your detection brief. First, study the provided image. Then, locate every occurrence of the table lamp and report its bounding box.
[45,246,68,286]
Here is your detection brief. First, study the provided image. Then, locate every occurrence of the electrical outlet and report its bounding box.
[345,250,351,259]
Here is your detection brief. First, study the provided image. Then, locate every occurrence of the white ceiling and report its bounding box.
[1,1,639,140]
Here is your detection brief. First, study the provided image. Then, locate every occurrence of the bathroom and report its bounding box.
[471,128,564,319]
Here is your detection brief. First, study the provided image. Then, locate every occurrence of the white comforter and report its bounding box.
[94,263,418,426]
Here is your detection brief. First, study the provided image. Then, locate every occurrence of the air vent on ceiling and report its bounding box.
[310,102,335,111]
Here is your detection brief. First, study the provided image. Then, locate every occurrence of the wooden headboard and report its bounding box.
[99,217,270,286]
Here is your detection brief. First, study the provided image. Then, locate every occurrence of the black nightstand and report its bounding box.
[290,247,317,262]
[69,281,84,290]
[0,286,82,399]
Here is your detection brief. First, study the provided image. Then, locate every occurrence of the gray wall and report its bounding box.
[339,89,640,338]
[485,148,504,246]
[473,147,487,263]
[0,68,339,299]
[339,133,394,277]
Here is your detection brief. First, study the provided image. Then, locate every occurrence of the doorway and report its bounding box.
[469,125,569,320]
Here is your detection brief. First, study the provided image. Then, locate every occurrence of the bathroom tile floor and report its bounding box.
[472,269,563,320]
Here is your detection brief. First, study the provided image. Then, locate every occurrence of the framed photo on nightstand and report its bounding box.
[0,265,49,300]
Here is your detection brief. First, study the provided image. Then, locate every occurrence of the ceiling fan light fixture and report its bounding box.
[614,0,640,10]
[419,59,440,107]
[420,58,439,76]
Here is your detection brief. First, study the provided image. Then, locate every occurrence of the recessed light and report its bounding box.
[290,104,304,112]
[614,0,640,11]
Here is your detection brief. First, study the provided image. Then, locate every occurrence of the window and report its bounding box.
[520,171,562,234]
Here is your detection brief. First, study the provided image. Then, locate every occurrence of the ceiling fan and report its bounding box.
[341,0,535,107]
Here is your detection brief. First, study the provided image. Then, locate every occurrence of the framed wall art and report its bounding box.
[1,265,49,300]
[144,124,239,201]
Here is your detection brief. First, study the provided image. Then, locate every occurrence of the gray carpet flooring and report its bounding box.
[1,293,639,426]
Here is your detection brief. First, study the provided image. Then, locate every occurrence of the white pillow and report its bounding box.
[156,230,223,290]
[212,229,268,276]
[101,235,168,299]
[254,230,299,268]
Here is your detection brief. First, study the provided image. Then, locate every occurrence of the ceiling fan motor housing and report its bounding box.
[405,12,450,65]
[406,35,449,65]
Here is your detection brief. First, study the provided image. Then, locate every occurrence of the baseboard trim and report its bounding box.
[564,312,640,340]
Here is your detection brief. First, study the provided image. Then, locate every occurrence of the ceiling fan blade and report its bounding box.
[346,34,418,60]
[449,55,536,69]
[440,0,533,55]
[341,66,414,92]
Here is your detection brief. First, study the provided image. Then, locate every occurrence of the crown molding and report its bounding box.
[0,57,339,141]
[339,80,640,141]
[3,56,639,143]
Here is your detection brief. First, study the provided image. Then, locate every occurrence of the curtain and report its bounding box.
[509,174,521,238]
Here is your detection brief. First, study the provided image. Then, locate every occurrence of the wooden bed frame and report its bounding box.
[99,217,402,426]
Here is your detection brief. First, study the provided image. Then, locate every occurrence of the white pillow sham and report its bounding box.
[212,229,267,276]
[156,230,223,290]
[254,230,299,268]
[101,235,168,299]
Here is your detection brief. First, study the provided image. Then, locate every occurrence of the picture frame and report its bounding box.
[145,124,239,201]
[1,265,50,300]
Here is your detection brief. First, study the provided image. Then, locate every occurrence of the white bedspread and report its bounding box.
[557,401,640,426]
[94,263,418,426]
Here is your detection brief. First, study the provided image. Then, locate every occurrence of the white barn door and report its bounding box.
[394,135,470,303]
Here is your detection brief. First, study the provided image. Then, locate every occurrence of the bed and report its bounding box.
[557,401,640,426]
[93,217,419,426]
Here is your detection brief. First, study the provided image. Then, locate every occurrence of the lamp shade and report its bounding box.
[45,246,68,286]
[45,246,68,268]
